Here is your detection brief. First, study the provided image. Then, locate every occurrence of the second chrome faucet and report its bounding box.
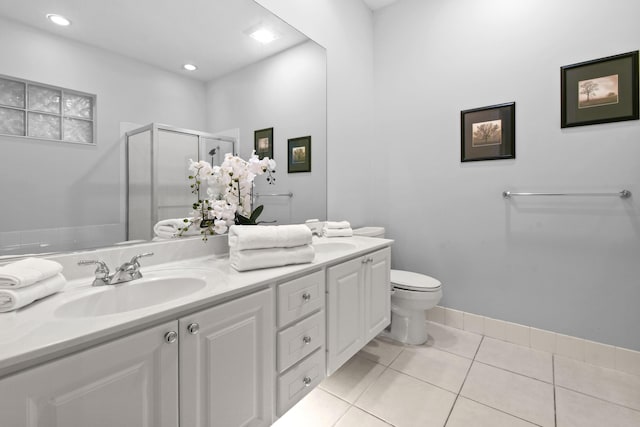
[78,252,154,286]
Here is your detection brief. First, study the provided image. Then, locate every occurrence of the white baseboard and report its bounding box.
[427,306,640,377]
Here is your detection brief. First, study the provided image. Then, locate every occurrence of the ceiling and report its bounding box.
[362,0,400,11]
[0,0,308,82]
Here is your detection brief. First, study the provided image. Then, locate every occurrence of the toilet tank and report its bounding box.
[353,227,385,238]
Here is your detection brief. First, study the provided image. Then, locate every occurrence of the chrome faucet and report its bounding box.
[78,252,154,286]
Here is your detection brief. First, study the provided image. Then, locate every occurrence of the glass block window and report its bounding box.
[0,75,95,144]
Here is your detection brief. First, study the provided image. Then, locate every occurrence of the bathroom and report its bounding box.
[0,0,639,426]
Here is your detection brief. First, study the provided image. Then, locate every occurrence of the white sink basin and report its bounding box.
[313,241,357,253]
[55,273,207,318]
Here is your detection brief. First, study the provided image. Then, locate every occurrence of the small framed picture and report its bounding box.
[561,51,639,128]
[287,136,311,173]
[460,102,515,162]
[254,127,273,160]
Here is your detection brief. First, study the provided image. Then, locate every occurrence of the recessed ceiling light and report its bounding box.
[46,14,71,27]
[249,28,278,44]
[183,64,198,71]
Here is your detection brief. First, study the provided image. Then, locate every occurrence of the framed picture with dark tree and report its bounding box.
[287,136,311,173]
[254,127,273,160]
[460,102,515,162]
[561,51,639,128]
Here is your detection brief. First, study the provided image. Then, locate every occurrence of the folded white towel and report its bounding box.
[230,245,315,272]
[0,258,63,289]
[228,225,312,251]
[0,273,67,312]
[323,227,353,238]
[325,221,351,229]
[154,218,201,239]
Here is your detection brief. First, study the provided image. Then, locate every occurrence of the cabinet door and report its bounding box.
[326,256,365,375]
[0,321,179,427]
[180,288,274,427]
[365,247,392,342]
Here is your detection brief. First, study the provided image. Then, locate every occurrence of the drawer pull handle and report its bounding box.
[187,323,200,335]
[302,336,312,344]
[303,376,312,386]
[302,292,311,302]
[164,331,178,344]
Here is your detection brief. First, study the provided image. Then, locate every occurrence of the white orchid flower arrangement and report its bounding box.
[181,152,276,239]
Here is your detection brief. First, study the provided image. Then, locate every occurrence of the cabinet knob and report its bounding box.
[302,376,312,387]
[164,331,178,344]
[302,292,311,302]
[187,323,200,335]
[302,335,312,345]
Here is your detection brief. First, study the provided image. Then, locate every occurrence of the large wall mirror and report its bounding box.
[0,0,327,258]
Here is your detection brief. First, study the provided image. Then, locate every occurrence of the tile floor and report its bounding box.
[274,321,640,427]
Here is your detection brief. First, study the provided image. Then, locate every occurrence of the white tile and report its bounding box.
[320,354,386,403]
[446,396,538,427]
[556,386,640,427]
[359,336,405,366]
[556,334,585,361]
[273,388,349,427]
[444,308,464,329]
[463,312,484,335]
[554,355,640,411]
[334,406,392,427]
[584,340,615,370]
[390,345,472,393]
[484,317,506,341]
[615,346,640,376]
[426,305,445,324]
[530,327,556,354]
[355,369,456,427]
[475,337,553,383]
[504,322,530,347]
[425,321,482,359]
[461,362,555,427]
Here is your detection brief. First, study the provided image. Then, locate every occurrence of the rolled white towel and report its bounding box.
[0,273,67,312]
[325,221,351,229]
[323,227,353,238]
[228,225,312,251]
[154,218,201,239]
[0,258,63,289]
[230,245,315,272]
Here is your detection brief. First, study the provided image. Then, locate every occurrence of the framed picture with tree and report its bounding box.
[561,51,639,128]
[460,102,515,162]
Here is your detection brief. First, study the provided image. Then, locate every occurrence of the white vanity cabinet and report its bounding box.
[0,321,180,427]
[326,247,391,375]
[179,287,273,427]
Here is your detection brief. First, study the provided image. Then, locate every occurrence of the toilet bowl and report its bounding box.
[353,227,443,345]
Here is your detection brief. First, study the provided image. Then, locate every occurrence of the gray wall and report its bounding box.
[372,0,640,350]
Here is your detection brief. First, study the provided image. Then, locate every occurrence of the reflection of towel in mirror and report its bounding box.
[0,257,63,289]
[322,227,353,238]
[228,225,312,251]
[154,218,201,239]
[230,245,315,272]
[324,221,351,229]
[0,273,67,312]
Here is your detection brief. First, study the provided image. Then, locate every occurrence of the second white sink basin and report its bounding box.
[313,241,357,253]
[55,273,207,318]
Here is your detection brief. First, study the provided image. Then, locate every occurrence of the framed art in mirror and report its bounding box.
[461,102,515,162]
[287,136,311,173]
[561,51,639,128]
[254,127,274,160]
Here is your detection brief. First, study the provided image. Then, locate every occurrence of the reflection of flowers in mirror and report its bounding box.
[182,152,276,239]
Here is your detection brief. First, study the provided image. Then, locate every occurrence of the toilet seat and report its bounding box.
[391,269,441,292]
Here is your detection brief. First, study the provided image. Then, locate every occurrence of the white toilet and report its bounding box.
[353,227,443,345]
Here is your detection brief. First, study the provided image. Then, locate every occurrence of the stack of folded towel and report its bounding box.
[154,218,201,239]
[228,225,315,272]
[0,258,67,312]
[323,221,353,237]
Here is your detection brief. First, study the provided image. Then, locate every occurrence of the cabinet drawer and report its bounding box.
[277,310,325,372]
[277,270,325,327]
[277,349,325,416]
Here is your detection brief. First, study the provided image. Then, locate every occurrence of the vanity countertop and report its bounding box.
[0,236,392,378]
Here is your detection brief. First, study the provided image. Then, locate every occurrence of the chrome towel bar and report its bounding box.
[503,190,631,199]
[254,192,293,198]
